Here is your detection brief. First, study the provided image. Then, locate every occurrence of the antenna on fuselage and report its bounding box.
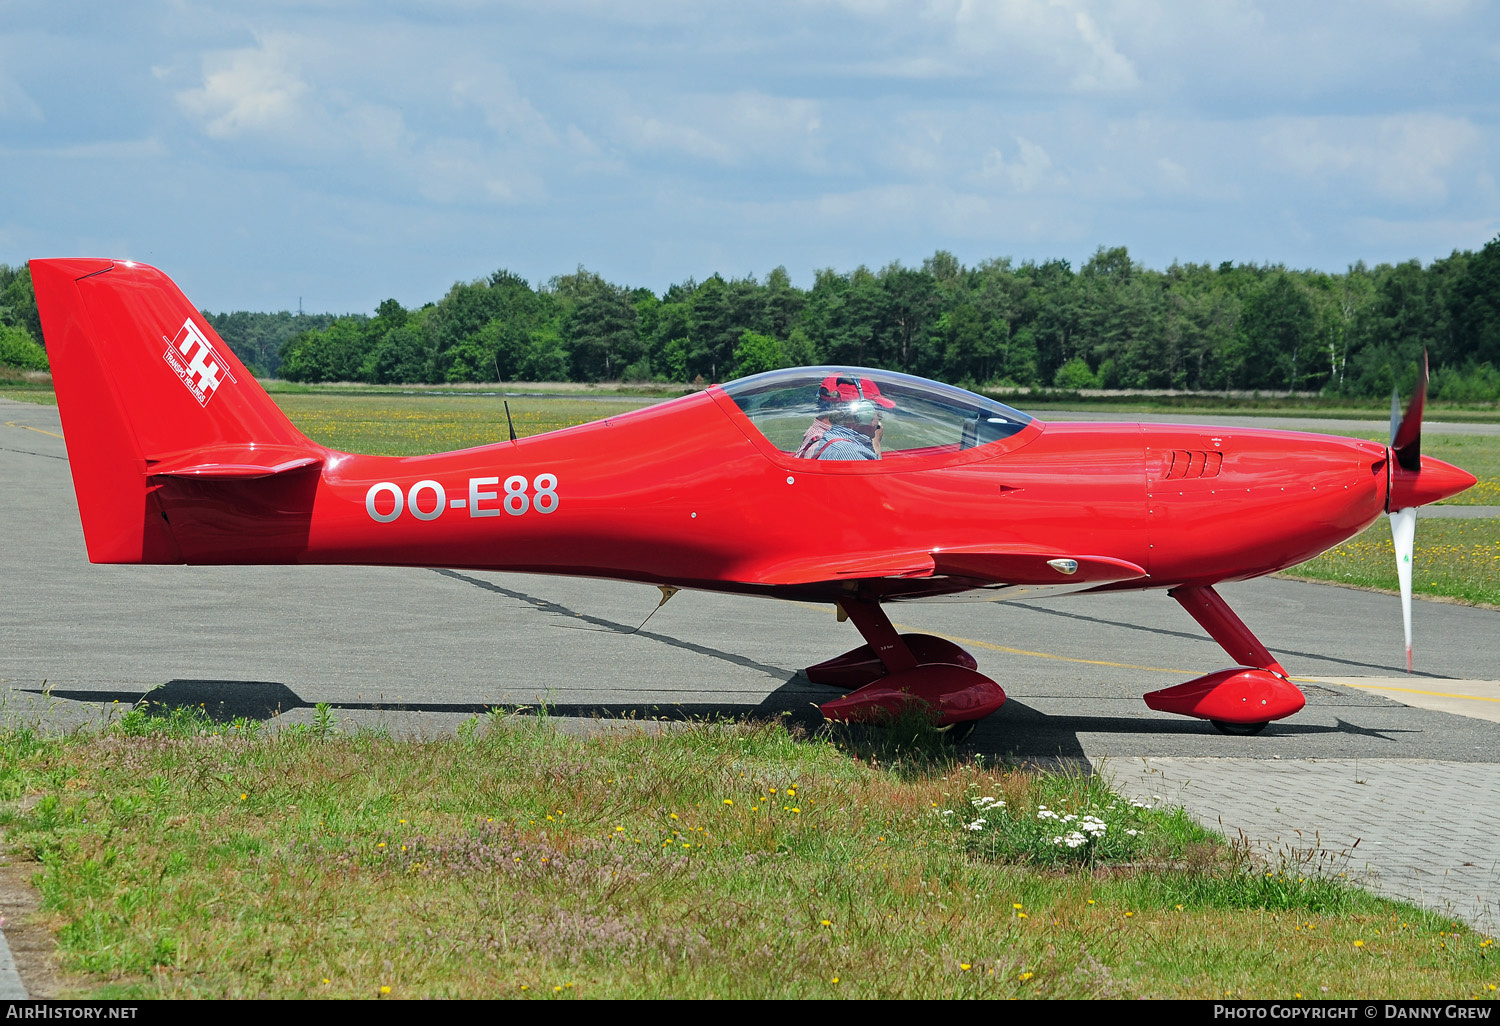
[504,400,517,443]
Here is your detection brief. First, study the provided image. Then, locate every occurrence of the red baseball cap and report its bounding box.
[817,375,895,408]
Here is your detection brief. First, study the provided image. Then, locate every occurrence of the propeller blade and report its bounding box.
[1390,351,1428,472]
[1388,506,1417,672]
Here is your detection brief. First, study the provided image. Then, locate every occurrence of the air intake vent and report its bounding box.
[1161,449,1223,480]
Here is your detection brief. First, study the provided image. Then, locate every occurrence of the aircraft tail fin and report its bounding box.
[29,258,323,564]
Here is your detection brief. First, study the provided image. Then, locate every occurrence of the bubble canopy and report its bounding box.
[719,367,1034,460]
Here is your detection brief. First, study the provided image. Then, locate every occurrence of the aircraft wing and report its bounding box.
[742,547,1145,588]
[931,548,1146,586]
[748,550,937,586]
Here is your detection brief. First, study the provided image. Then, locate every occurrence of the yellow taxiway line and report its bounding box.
[4,420,64,439]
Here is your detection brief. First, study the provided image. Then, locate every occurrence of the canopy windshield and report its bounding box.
[721,367,1033,460]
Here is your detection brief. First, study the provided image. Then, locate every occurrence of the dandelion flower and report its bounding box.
[1354,940,1364,948]
[1018,972,1034,982]
[380,986,391,995]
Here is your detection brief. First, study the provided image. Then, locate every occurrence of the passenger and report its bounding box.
[801,375,894,461]
[793,412,831,459]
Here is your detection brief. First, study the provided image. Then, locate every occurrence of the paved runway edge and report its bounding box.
[1096,757,1500,932]
[0,921,24,999]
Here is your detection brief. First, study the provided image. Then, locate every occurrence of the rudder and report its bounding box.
[30,258,321,563]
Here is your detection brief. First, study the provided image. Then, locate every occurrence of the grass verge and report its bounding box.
[269,392,649,456]
[1,709,1494,999]
[1284,518,1500,607]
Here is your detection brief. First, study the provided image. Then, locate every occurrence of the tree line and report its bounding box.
[5,239,1500,399]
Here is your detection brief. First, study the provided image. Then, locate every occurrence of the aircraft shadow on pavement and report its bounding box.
[27,677,836,732]
[971,702,1421,763]
[26,680,1420,760]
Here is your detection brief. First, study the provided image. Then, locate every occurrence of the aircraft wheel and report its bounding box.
[1211,719,1268,737]
[939,720,978,745]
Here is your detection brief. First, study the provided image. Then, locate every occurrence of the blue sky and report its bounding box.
[2,1,1497,312]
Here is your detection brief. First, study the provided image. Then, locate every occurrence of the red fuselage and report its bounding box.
[151,387,1401,601]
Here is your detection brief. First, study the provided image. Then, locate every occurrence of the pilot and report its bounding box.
[798,375,895,461]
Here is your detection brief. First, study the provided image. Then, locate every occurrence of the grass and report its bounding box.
[1,708,1495,1000]
[1282,517,1500,606]
[270,392,651,456]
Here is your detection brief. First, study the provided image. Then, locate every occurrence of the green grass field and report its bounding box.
[2,710,1494,1000]
[1280,517,1500,606]
[270,392,649,456]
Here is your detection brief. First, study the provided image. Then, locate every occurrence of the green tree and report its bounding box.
[732,331,787,377]
[0,324,48,370]
[0,265,42,346]
[1452,235,1500,368]
[1052,356,1097,389]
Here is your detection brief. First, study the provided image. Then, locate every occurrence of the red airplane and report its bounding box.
[30,258,1477,738]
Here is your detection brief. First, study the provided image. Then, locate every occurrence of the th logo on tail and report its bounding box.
[162,318,236,406]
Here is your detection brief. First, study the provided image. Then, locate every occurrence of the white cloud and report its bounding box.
[980,136,1055,192]
[617,92,823,169]
[1262,114,1481,204]
[813,181,1086,242]
[174,33,556,205]
[177,33,310,140]
[864,0,1140,91]
[0,71,43,123]
[448,60,555,146]
[0,138,168,161]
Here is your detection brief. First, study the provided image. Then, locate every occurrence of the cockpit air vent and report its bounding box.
[1161,449,1223,480]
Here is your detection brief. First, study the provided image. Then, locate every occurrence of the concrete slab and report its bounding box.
[1305,677,1500,724]
[1099,757,1500,932]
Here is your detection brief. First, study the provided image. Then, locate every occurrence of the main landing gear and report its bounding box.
[807,597,1003,736]
[1143,585,1305,735]
[807,584,1302,739]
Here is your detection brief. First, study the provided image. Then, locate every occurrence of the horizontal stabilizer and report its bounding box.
[147,445,324,480]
